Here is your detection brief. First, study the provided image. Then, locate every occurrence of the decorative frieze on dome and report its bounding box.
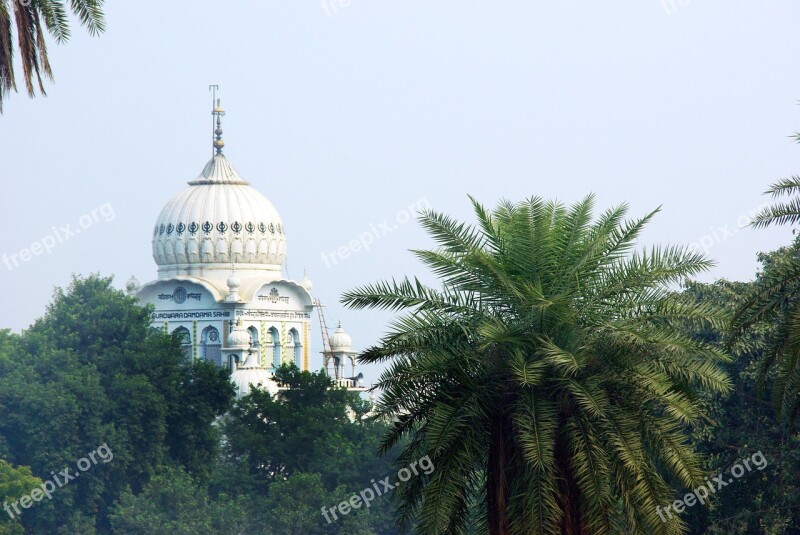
[154,221,284,237]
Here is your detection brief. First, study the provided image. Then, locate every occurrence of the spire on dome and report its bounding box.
[213,100,225,155]
[299,268,313,292]
[209,84,225,156]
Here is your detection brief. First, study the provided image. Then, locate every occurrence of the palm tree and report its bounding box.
[0,0,104,111]
[732,176,800,423]
[343,196,732,535]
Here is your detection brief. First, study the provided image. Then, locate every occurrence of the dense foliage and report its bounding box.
[681,255,800,534]
[0,275,235,532]
[344,196,733,535]
[108,364,400,534]
[0,460,40,535]
[0,276,398,533]
[734,178,800,424]
[219,364,398,533]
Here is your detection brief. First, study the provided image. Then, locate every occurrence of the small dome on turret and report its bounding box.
[228,319,251,348]
[330,321,352,351]
[230,327,277,399]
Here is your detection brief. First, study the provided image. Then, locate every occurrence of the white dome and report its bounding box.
[228,320,251,348]
[152,154,286,269]
[230,367,278,399]
[330,322,352,351]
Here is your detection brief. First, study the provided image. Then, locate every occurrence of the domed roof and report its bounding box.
[330,322,352,351]
[152,154,286,269]
[230,366,278,399]
[230,337,278,398]
[227,319,251,348]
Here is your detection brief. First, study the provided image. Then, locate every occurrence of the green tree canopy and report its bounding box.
[0,459,41,535]
[0,275,235,532]
[683,268,800,533]
[343,195,733,535]
[222,364,397,533]
[109,466,246,535]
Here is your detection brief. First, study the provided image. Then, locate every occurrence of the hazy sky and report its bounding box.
[1,1,799,383]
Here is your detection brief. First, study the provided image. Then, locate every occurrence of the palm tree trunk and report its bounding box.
[487,406,512,535]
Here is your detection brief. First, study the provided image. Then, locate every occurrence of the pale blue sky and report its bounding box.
[1,1,798,383]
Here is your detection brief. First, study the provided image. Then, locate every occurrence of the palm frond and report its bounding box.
[0,0,105,111]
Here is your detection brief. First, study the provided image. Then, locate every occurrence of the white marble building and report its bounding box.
[126,101,361,398]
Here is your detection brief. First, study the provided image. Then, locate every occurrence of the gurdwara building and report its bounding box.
[125,102,361,398]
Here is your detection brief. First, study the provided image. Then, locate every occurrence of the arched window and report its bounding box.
[268,327,281,369]
[248,326,260,348]
[201,326,222,366]
[289,328,302,369]
[173,327,191,359]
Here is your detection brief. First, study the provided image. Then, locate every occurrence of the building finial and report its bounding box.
[209,85,225,156]
[226,263,241,302]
